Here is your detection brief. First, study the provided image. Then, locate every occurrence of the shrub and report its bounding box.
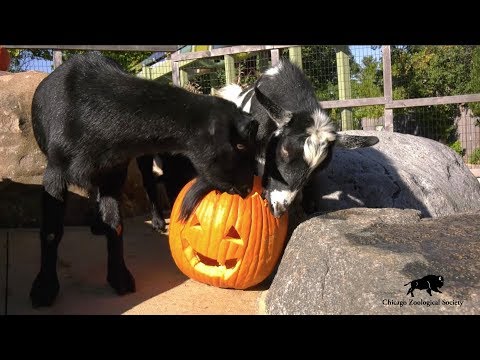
[469,148,480,164]
[449,140,465,156]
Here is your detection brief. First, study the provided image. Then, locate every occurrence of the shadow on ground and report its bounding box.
[0,179,91,228]
[5,214,268,315]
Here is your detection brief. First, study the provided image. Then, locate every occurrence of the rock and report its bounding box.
[265,208,480,315]
[0,71,151,227]
[309,130,480,218]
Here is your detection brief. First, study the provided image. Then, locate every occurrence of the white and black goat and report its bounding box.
[218,60,379,217]
[30,52,258,307]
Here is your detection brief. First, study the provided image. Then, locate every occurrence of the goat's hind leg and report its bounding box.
[30,165,67,307]
[98,168,136,295]
[137,155,166,232]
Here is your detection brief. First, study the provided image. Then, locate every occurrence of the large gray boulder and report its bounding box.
[309,130,480,217]
[0,71,151,227]
[265,208,480,315]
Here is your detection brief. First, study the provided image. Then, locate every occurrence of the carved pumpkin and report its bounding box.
[168,176,288,289]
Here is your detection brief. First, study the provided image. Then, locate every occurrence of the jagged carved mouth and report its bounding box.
[181,238,242,280]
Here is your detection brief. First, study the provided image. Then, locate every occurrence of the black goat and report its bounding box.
[218,60,379,217]
[30,52,258,307]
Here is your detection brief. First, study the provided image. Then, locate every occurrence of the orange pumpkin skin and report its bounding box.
[169,176,288,289]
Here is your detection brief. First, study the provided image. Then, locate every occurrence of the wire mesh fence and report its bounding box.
[3,45,480,167]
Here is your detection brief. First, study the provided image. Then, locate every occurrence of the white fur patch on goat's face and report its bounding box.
[265,61,283,76]
[303,109,336,169]
[269,188,298,216]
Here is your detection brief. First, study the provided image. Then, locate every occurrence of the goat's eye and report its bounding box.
[236,143,246,150]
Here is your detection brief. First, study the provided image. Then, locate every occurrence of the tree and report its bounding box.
[7,49,53,72]
[351,55,384,120]
[390,45,480,142]
[7,49,153,73]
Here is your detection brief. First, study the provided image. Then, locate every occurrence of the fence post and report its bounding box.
[53,50,63,69]
[288,46,303,70]
[179,61,188,86]
[382,45,394,132]
[335,46,353,130]
[224,54,236,85]
[270,48,280,66]
[172,60,180,86]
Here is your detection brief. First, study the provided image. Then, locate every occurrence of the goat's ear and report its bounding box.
[334,134,379,149]
[254,85,292,128]
[235,115,259,141]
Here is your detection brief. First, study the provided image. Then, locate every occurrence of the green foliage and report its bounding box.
[449,140,465,156]
[62,50,153,73]
[469,148,480,164]
[7,49,153,74]
[7,49,53,72]
[301,45,339,101]
[467,47,480,116]
[351,56,384,119]
[389,45,480,142]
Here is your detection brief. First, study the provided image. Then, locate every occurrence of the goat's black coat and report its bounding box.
[29,52,258,307]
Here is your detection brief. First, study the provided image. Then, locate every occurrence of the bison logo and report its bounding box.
[404,275,444,297]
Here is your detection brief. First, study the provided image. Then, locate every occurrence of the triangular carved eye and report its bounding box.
[190,213,201,227]
[225,225,240,239]
[225,225,244,246]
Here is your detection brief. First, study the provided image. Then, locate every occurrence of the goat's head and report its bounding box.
[255,85,379,217]
[191,98,259,199]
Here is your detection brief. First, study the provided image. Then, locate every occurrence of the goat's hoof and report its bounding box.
[107,266,136,295]
[151,217,167,232]
[30,272,60,308]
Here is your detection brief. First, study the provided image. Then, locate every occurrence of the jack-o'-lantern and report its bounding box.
[168,176,288,289]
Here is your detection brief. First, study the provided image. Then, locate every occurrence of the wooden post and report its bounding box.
[382,45,394,132]
[288,46,303,70]
[224,54,236,85]
[336,46,353,130]
[172,60,180,86]
[179,61,188,87]
[270,49,280,66]
[53,50,63,69]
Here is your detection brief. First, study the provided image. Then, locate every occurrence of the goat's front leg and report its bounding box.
[30,165,66,307]
[137,155,167,232]
[98,183,136,295]
[88,187,107,235]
